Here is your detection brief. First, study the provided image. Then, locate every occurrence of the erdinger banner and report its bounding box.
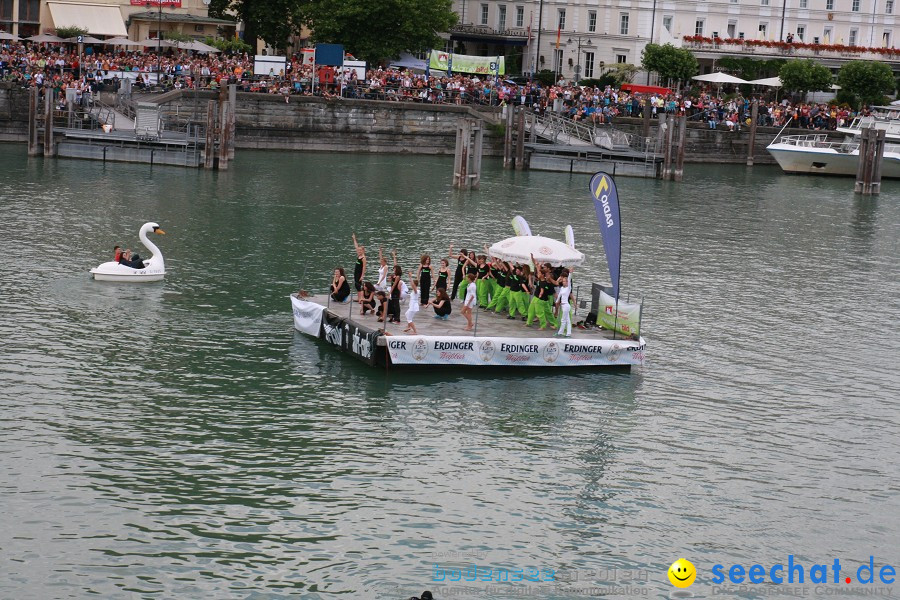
[589,172,622,301]
[387,336,645,367]
[598,290,642,338]
[291,297,324,336]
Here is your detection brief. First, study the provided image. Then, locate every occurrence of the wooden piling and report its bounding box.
[515,108,525,170]
[27,87,39,157]
[503,103,514,168]
[472,120,483,189]
[673,115,687,182]
[642,101,652,140]
[663,112,675,180]
[204,100,216,170]
[43,83,54,157]
[218,101,229,170]
[855,127,884,195]
[453,119,470,188]
[228,84,237,159]
[746,99,758,166]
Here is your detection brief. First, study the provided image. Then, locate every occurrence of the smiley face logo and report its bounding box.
[668,558,696,588]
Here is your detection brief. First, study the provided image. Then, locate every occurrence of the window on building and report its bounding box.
[887,0,895,14]
[616,54,628,64]
[0,0,12,20]
[558,9,566,30]
[761,0,769,6]
[620,13,629,35]
[444,40,453,53]
[18,0,39,21]
[852,0,860,11]
[584,52,595,77]
[885,31,892,46]
[695,19,705,36]
[759,22,768,38]
[826,0,834,10]
[799,0,807,6]
[796,25,805,40]
[849,28,858,45]
[555,48,564,71]
[823,26,832,42]
[481,4,489,25]
[739,31,745,39]
[727,20,737,38]
[663,16,673,33]
[498,5,506,29]
[731,0,739,4]
[516,6,524,27]
[588,10,597,33]
[813,36,820,43]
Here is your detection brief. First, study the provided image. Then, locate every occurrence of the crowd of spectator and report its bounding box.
[0,39,865,132]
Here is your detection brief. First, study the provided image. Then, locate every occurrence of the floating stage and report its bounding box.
[291,294,646,369]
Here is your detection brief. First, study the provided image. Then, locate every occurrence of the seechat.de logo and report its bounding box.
[668,558,697,588]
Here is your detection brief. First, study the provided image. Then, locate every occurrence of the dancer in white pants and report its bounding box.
[556,269,573,337]
[403,278,420,334]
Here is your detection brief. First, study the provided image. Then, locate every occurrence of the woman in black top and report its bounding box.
[352,233,367,303]
[388,265,402,323]
[429,288,452,319]
[449,245,467,299]
[331,267,351,302]
[435,258,450,292]
[417,254,432,306]
[359,281,377,315]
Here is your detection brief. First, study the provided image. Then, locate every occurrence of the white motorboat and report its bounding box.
[767,106,900,177]
[91,222,166,282]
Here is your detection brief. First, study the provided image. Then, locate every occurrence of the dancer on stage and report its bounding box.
[331,267,351,303]
[375,248,389,292]
[429,288,452,320]
[403,278,420,334]
[449,245,466,299]
[461,274,477,331]
[352,233,367,303]
[434,258,450,294]
[555,268,573,337]
[417,255,432,306]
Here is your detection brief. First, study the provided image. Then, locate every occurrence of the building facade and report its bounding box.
[0,0,234,40]
[450,0,899,79]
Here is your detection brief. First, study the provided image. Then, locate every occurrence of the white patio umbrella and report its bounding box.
[137,38,174,48]
[0,32,21,41]
[488,235,585,268]
[101,37,144,46]
[27,34,65,43]
[65,35,104,44]
[183,40,220,53]
[692,72,748,97]
[747,76,783,87]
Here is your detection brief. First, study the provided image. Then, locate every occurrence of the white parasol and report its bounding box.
[747,76,783,87]
[0,32,22,41]
[489,235,585,267]
[101,37,144,46]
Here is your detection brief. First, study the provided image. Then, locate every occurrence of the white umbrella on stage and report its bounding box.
[0,32,21,41]
[488,235,585,268]
[101,37,144,46]
[747,76,783,87]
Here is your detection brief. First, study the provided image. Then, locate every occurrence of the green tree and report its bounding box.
[208,0,301,52]
[55,26,88,40]
[837,60,896,107]
[306,0,457,64]
[778,59,832,97]
[641,43,698,83]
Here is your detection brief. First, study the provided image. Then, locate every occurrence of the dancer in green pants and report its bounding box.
[475,256,492,308]
[487,262,510,312]
[525,272,552,329]
[509,265,530,318]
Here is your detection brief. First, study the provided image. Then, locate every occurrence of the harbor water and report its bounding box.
[1,144,898,599]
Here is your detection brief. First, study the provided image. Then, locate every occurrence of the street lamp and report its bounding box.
[567,34,594,83]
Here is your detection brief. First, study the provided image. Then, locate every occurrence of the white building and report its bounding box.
[449,0,899,79]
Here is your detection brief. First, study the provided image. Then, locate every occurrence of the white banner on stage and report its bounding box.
[291,296,325,336]
[387,335,645,367]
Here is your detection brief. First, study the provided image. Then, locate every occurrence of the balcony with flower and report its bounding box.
[682,35,900,61]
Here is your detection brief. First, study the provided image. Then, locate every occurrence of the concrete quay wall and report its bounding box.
[0,82,29,142]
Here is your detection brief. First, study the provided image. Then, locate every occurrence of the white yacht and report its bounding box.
[766,107,900,177]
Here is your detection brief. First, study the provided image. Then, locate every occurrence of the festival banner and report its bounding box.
[598,290,642,338]
[345,320,381,366]
[322,310,349,352]
[291,296,324,337]
[428,51,505,75]
[387,335,644,367]
[588,172,622,301]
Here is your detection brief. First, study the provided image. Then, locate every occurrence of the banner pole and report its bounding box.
[473,301,479,337]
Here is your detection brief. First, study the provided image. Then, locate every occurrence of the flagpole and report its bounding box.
[533,0,544,81]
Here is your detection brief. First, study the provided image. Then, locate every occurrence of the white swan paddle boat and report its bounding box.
[91,222,166,282]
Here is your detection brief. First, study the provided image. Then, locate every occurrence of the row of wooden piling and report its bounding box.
[27,85,55,158]
[204,84,236,170]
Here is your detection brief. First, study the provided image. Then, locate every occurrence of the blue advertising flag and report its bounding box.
[588,171,621,301]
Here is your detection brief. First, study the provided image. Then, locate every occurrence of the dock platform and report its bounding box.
[291,294,646,369]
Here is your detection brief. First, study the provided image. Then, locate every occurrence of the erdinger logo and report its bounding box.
[607,343,623,362]
[411,338,429,362]
[437,52,449,63]
[543,341,559,363]
[605,305,614,315]
[538,245,552,256]
[479,340,496,362]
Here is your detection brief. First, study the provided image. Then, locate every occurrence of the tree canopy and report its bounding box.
[209,0,457,62]
[779,59,833,94]
[837,61,896,108]
[641,43,698,82]
[306,0,457,64]
[54,26,88,40]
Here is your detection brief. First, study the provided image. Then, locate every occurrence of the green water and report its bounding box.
[1,146,898,599]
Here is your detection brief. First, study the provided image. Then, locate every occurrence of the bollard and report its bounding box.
[747,99,758,166]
